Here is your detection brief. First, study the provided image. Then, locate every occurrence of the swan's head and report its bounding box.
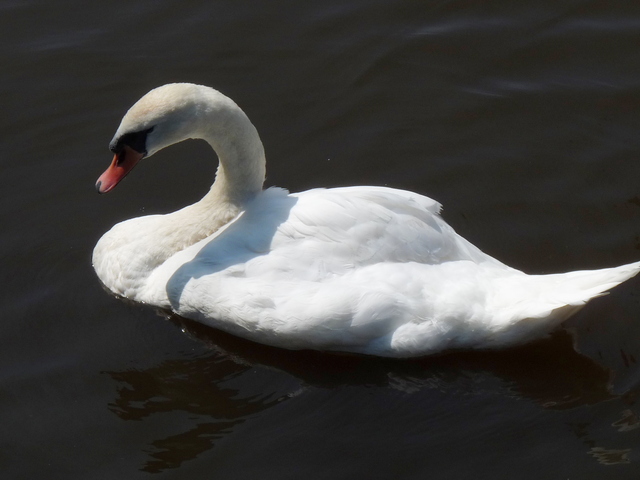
[96,83,223,194]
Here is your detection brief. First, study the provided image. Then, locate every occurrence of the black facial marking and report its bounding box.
[109,126,154,155]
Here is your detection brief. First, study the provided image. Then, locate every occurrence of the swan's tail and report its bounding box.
[491,260,640,346]
[544,260,640,309]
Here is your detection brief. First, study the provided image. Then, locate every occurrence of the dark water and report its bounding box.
[3,0,640,478]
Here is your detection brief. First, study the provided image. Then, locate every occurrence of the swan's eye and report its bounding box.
[109,126,154,155]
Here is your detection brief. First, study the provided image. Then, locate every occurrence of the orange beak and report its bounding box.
[95,145,144,194]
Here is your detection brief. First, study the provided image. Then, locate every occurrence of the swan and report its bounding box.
[93,83,640,357]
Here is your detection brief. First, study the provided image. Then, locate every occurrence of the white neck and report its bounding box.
[201,89,266,204]
[164,87,267,252]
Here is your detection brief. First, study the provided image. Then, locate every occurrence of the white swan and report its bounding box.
[93,83,640,357]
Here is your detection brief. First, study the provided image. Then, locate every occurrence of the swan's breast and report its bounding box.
[93,214,173,300]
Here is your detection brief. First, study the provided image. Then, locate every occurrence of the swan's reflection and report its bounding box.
[106,347,286,473]
[106,313,625,473]
[168,314,615,407]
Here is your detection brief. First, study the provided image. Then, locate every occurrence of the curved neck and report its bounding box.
[196,88,266,208]
[163,88,267,250]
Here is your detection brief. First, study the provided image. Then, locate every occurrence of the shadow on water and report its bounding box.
[105,312,621,473]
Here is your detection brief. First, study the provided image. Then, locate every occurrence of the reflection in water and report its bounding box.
[588,447,631,466]
[613,409,640,433]
[569,415,637,466]
[171,314,616,408]
[567,389,640,467]
[105,349,285,473]
[105,313,625,472]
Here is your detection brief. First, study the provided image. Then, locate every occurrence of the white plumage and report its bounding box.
[93,83,640,357]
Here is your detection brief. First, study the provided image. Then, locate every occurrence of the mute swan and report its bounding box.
[93,83,640,357]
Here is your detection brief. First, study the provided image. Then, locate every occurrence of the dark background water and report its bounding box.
[3,0,640,478]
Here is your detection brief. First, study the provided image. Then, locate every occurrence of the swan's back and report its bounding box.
[282,186,507,270]
[152,186,507,293]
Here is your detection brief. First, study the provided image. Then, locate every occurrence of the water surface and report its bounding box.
[3,0,640,478]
